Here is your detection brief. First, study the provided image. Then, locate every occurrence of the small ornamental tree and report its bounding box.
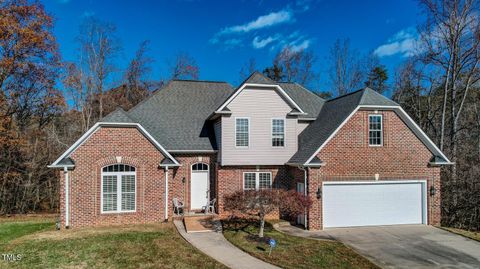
[223,189,312,238]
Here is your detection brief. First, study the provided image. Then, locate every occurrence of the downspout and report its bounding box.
[164,166,169,221]
[64,167,70,228]
[298,165,308,230]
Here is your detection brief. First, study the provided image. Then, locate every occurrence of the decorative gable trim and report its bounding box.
[215,83,306,115]
[303,105,452,166]
[48,122,180,168]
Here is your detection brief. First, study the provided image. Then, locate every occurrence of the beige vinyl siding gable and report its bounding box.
[221,87,300,165]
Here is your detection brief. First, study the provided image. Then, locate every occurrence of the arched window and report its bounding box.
[101,164,136,213]
[192,163,208,171]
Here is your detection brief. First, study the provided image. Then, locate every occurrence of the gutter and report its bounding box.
[298,165,308,230]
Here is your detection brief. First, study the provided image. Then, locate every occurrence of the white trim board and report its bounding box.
[303,105,452,166]
[50,122,180,167]
[215,83,306,115]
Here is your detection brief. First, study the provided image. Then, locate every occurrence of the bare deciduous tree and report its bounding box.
[239,58,257,81]
[78,17,120,120]
[169,52,199,80]
[328,39,364,96]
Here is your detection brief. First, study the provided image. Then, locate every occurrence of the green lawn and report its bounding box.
[223,218,378,269]
[0,217,226,269]
[443,227,480,241]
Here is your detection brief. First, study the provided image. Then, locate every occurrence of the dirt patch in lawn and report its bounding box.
[14,223,168,243]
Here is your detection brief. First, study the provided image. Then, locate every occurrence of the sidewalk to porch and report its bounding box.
[174,219,280,269]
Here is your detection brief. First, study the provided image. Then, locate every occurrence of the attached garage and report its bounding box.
[322,181,427,228]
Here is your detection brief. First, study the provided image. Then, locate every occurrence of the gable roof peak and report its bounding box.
[241,71,277,86]
[101,107,136,123]
[358,87,399,106]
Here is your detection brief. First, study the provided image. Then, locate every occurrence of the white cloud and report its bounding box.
[252,35,280,49]
[374,28,418,57]
[286,39,311,52]
[220,10,293,35]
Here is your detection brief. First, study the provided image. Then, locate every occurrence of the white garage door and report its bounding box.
[323,181,426,228]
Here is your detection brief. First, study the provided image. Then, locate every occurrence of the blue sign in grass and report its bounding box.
[268,238,276,255]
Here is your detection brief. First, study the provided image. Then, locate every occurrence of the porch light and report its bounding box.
[316,187,322,199]
[430,185,436,196]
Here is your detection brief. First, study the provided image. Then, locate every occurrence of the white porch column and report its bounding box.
[164,166,169,221]
[64,167,70,228]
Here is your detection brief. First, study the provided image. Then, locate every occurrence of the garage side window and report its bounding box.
[243,172,272,190]
[369,114,383,146]
[101,164,136,213]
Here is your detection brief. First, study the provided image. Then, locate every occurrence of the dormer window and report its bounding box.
[369,114,383,146]
[272,119,285,147]
[235,118,249,147]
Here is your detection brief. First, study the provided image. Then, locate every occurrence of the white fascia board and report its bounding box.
[429,161,455,166]
[50,122,102,166]
[50,122,179,167]
[395,106,452,163]
[303,104,452,165]
[303,106,361,165]
[47,164,75,169]
[215,83,305,114]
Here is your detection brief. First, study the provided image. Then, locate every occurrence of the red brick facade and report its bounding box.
[215,166,291,218]
[60,127,218,228]
[59,109,442,230]
[292,110,441,230]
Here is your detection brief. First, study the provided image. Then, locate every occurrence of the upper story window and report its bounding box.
[243,172,272,190]
[101,164,136,213]
[369,114,383,146]
[235,118,249,147]
[272,119,285,147]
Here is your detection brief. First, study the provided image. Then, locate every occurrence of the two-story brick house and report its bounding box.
[49,72,451,230]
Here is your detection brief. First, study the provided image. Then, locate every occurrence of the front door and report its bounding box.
[190,163,209,210]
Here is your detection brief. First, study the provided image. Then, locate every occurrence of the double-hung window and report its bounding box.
[243,172,272,190]
[101,164,136,213]
[368,114,383,146]
[272,119,285,147]
[236,118,249,147]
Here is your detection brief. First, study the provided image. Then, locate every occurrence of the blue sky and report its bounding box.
[43,0,425,92]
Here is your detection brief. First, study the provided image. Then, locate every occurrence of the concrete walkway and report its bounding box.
[174,220,279,269]
[275,223,480,269]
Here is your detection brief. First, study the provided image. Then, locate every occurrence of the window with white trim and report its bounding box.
[243,172,272,190]
[236,118,249,147]
[369,114,383,146]
[272,119,285,147]
[101,164,136,213]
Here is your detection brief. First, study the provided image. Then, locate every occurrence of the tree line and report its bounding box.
[1,0,479,231]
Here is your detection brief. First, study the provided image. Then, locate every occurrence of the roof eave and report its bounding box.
[47,165,75,169]
[429,161,455,166]
[49,122,180,167]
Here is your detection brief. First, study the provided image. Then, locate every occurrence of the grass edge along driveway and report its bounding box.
[222,218,379,269]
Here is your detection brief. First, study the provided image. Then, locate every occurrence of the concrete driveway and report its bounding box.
[324,225,480,269]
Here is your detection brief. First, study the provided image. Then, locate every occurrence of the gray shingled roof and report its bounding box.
[101,108,135,123]
[289,88,399,164]
[102,80,234,151]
